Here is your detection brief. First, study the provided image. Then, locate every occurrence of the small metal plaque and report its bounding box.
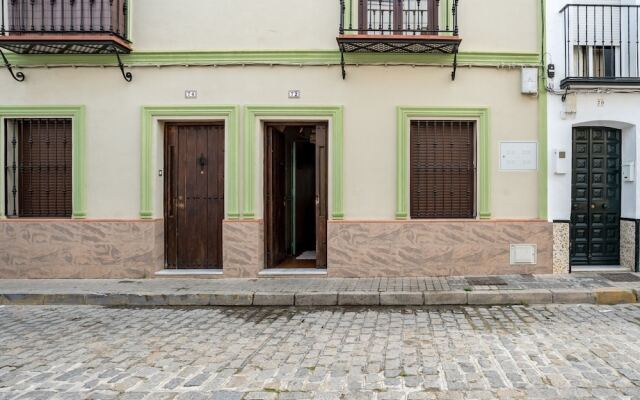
[185,90,198,99]
[288,90,301,99]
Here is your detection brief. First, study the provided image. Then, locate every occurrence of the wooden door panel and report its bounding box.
[164,125,178,268]
[265,127,287,268]
[315,124,328,268]
[571,127,621,266]
[164,123,224,269]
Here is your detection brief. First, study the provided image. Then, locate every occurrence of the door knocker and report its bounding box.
[198,153,207,174]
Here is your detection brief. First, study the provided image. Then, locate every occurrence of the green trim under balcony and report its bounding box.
[140,106,240,219]
[396,106,491,220]
[0,106,86,218]
[4,50,540,67]
[243,106,344,220]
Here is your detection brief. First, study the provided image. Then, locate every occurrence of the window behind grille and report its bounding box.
[4,119,72,218]
[410,120,476,219]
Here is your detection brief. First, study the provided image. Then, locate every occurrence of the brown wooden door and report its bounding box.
[265,126,288,267]
[315,124,328,268]
[164,123,224,269]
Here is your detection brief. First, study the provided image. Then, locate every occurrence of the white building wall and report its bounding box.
[547,0,640,221]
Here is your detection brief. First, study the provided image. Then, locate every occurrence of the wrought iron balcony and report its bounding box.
[0,0,131,55]
[337,0,461,79]
[560,4,640,88]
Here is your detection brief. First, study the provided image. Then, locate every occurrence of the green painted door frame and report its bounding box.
[396,106,491,220]
[139,105,240,219]
[0,106,86,218]
[243,106,344,220]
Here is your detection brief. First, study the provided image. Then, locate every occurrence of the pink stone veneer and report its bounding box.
[327,220,553,277]
[0,219,164,278]
[222,220,264,278]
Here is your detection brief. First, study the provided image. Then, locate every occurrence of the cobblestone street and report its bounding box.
[2,305,640,399]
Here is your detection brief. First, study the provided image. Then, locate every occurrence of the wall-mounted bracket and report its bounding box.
[451,50,458,81]
[0,49,25,82]
[113,47,133,82]
[339,46,346,80]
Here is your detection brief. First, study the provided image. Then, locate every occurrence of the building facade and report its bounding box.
[0,0,551,279]
[546,0,640,273]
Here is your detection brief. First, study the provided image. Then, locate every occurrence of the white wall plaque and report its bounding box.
[500,141,538,171]
[288,90,301,99]
[185,90,198,99]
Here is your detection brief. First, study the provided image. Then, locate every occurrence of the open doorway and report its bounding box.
[264,123,328,269]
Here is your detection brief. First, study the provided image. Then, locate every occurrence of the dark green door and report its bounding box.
[571,127,621,266]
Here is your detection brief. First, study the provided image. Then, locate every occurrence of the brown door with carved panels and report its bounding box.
[571,127,621,266]
[164,123,224,269]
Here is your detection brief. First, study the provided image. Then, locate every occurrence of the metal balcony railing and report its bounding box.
[1,0,128,41]
[339,0,458,36]
[561,4,640,87]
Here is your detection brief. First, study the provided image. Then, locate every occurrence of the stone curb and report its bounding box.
[594,288,637,305]
[0,288,638,307]
[467,290,552,306]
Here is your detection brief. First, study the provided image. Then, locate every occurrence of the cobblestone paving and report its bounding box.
[2,305,640,399]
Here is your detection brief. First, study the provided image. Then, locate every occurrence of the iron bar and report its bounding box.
[561,4,640,87]
[344,0,456,35]
[1,0,129,41]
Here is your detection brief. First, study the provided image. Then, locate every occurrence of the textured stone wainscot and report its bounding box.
[222,220,264,278]
[553,222,570,274]
[0,219,164,279]
[620,219,636,271]
[327,220,553,277]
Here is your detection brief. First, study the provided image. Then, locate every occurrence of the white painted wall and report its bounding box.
[546,0,640,221]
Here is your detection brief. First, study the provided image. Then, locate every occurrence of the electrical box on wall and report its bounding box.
[553,149,569,174]
[510,244,537,265]
[521,67,538,94]
[623,162,635,182]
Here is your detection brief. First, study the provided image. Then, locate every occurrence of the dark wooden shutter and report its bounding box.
[410,120,475,219]
[5,119,72,218]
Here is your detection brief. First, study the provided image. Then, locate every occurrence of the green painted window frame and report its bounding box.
[0,106,86,219]
[396,106,490,220]
[243,106,344,220]
[140,106,240,219]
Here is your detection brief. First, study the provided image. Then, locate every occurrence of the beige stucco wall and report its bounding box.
[0,65,539,220]
[131,0,539,53]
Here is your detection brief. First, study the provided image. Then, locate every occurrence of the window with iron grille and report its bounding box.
[410,120,476,219]
[358,0,439,34]
[4,119,72,218]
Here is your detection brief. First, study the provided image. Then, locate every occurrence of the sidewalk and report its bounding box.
[1,272,639,307]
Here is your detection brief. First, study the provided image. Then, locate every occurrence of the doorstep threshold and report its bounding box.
[259,268,327,277]
[572,265,629,273]
[155,269,223,276]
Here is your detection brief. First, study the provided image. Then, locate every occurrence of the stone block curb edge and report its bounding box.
[0,288,637,306]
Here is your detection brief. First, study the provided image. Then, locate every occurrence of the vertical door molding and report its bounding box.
[0,105,86,218]
[396,106,490,220]
[140,105,240,219]
[243,106,344,220]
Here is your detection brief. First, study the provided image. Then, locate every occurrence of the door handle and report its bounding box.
[591,204,595,209]
[602,203,608,209]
